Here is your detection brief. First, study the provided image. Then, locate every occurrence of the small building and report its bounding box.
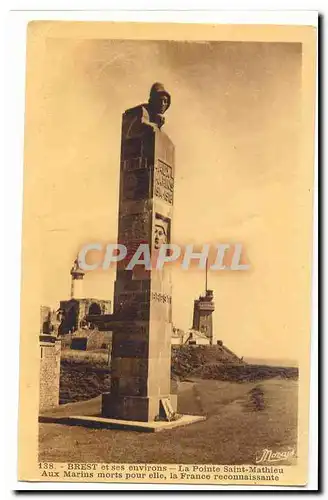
[186,329,211,345]
[171,327,210,346]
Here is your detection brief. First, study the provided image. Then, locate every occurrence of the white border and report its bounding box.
[4,8,319,25]
[2,5,319,495]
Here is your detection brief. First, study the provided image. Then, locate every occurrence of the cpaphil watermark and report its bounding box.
[76,243,250,272]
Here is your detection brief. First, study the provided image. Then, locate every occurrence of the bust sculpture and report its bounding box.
[123,82,171,138]
[147,82,171,129]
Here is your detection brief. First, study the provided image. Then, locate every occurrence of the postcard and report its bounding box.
[17,19,317,487]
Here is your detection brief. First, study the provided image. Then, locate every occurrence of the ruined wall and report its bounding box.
[40,305,51,334]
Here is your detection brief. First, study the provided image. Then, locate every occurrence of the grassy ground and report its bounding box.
[59,347,298,404]
[39,377,298,464]
[60,351,110,404]
[61,349,109,366]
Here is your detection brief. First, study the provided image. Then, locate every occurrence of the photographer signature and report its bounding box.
[256,447,296,464]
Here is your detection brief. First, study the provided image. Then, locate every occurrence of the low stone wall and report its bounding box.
[60,333,73,349]
[85,330,112,350]
[39,335,61,410]
[59,329,112,351]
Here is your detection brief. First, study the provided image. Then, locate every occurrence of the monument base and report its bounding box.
[38,394,206,433]
[39,413,206,433]
[101,392,178,422]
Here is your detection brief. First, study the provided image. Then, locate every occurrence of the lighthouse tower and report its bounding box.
[70,257,85,299]
[192,259,215,344]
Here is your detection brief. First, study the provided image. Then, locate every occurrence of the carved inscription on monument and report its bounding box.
[154,159,174,204]
[151,292,172,304]
[160,398,176,421]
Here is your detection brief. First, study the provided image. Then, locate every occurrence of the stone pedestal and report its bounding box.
[102,96,176,422]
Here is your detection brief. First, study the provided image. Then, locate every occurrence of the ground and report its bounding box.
[58,347,298,404]
[39,377,298,465]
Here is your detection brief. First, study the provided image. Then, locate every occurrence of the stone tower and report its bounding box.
[70,257,85,299]
[102,83,177,422]
[192,289,215,344]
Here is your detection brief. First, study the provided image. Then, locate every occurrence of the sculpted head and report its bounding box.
[154,222,167,250]
[148,82,171,116]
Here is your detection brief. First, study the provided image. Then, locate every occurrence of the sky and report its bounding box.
[24,33,311,360]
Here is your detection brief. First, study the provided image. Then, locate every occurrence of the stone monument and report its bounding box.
[102,83,177,422]
[39,84,205,431]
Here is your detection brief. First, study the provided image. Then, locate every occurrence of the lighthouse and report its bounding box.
[192,259,215,344]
